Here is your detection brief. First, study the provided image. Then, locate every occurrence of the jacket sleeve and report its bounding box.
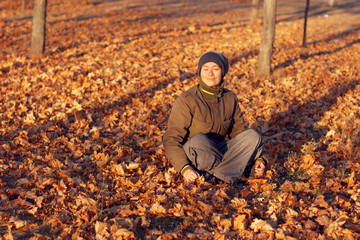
[163,95,193,173]
[229,95,247,139]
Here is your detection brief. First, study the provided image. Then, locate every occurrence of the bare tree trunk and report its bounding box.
[29,0,47,58]
[250,0,260,25]
[21,0,26,11]
[302,0,310,47]
[256,0,276,78]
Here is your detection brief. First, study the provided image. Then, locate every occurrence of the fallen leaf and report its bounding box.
[233,214,248,230]
[250,218,274,232]
[149,202,166,214]
[316,215,330,226]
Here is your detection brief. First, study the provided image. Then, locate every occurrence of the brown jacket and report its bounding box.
[163,84,247,173]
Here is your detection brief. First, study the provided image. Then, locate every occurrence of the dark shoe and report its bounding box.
[203,172,222,184]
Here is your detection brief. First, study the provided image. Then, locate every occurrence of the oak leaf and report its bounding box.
[233,214,248,231]
[9,216,26,229]
[324,215,348,239]
[220,218,232,230]
[95,221,109,239]
[111,164,125,175]
[149,202,166,214]
[286,208,299,218]
[250,218,274,232]
[346,171,356,187]
[304,219,317,230]
[113,228,135,239]
[316,215,330,226]
[197,201,213,215]
[314,194,329,208]
[299,154,315,170]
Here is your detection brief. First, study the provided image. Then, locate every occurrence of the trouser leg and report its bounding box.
[183,129,263,184]
[213,129,263,183]
[183,133,223,172]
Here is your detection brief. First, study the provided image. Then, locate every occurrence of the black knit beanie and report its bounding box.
[196,52,229,78]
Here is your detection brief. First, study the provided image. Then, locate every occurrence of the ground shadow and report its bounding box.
[44,0,248,24]
[259,78,360,163]
[273,27,360,71]
[276,0,360,24]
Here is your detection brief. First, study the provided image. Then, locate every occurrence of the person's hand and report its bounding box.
[254,160,265,178]
[183,169,200,183]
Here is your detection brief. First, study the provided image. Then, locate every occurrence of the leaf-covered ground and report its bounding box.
[1,0,359,239]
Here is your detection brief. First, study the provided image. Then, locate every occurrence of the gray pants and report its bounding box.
[183,129,263,183]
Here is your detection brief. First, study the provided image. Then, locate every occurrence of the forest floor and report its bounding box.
[1,0,360,239]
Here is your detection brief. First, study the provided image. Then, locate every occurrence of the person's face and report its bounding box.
[200,62,222,87]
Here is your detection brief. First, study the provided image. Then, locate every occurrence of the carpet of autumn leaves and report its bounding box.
[1,0,360,239]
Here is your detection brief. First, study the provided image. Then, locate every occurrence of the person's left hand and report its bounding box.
[183,169,200,183]
[254,161,265,178]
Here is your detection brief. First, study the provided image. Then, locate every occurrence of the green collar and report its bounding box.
[199,78,224,100]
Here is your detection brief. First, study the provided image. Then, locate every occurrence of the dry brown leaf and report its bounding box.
[149,202,166,214]
[286,208,299,218]
[314,194,329,208]
[95,221,109,239]
[219,218,232,230]
[113,228,135,239]
[233,214,248,231]
[9,216,26,229]
[304,219,317,230]
[197,201,213,215]
[299,154,315,170]
[347,171,356,187]
[111,164,125,175]
[316,215,330,226]
[3,231,14,240]
[127,162,140,170]
[250,218,274,232]
[324,215,348,238]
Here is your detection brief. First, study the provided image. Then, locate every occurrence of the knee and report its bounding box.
[234,129,262,146]
[187,132,209,147]
[246,129,262,143]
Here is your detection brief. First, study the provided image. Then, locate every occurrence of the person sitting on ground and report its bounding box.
[163,52,268,184]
